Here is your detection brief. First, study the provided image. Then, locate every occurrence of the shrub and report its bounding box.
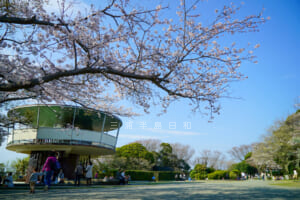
[125,170,183,181]
[126,170,153,181]
[194,173,207,180]
[96,170,185,181]
[190,164,207,180]
[96,169,117,178]
[207,170,228,180]
[229,161,257,175]
[190,170,207,180]
[159,171,181,181]
[229,169,240,180]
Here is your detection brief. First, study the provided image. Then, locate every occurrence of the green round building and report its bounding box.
[6,104,122,180]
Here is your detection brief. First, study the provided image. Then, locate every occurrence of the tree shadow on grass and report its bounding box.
[0,182,300,200]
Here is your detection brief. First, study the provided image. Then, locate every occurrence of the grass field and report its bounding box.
[270,180,300,188]
[0,180,300,200]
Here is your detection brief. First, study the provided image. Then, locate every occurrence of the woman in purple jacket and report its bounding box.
[42,151,57,191]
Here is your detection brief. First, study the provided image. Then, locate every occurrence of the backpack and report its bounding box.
[49,158,58,172]
[56,160,61,170]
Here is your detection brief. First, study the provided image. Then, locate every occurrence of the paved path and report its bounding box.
[0,181,299,200]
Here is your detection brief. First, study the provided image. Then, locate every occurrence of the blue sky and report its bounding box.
[0,0,299,164]
[118,0,300,149]
[117,0,300,153]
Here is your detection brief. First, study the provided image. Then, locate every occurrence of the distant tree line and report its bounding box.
[251,109,300,174]
[94,140,194,173]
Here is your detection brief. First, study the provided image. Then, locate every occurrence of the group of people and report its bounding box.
[116,169,130,185]
[28,151,63,193]
[74,161,93,186]
[175,173,186,181]
[102,175,115,182]
[28,151,94,194]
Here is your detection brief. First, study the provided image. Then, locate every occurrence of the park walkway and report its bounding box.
[0,181,299,200]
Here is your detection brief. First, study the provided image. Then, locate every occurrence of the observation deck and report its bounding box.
[6,105,122,156]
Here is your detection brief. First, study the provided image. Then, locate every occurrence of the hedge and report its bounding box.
[190,170,207,180]
[96,169,184,181]
[97,169,118,179]
[159,171,182,181]
[207,170,228,180]
[121,170,183,181]
[126,170,154,181]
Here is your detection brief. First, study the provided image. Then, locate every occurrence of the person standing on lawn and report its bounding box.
[42,151,57,191]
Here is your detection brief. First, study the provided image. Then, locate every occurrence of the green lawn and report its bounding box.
[270,180,300,188]
[1,181,300,200]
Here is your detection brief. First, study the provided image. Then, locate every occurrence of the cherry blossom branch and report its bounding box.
[0,94,37,104]
[0,0,267,117]
[0,66,166,92]
[0,14,64,26]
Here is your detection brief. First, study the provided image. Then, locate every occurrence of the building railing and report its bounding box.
[7,127,116,150]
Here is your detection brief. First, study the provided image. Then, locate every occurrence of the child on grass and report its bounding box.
[29,168,43,194]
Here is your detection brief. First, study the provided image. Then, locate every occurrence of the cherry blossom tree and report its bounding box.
[251,111,300,173]
[0,0,266,144]
[0,0,266,113]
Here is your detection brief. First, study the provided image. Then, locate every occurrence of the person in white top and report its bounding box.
[293,169,298,180]
[241,172,245,179]
[85,161,93,185]
[121,170,126,184]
